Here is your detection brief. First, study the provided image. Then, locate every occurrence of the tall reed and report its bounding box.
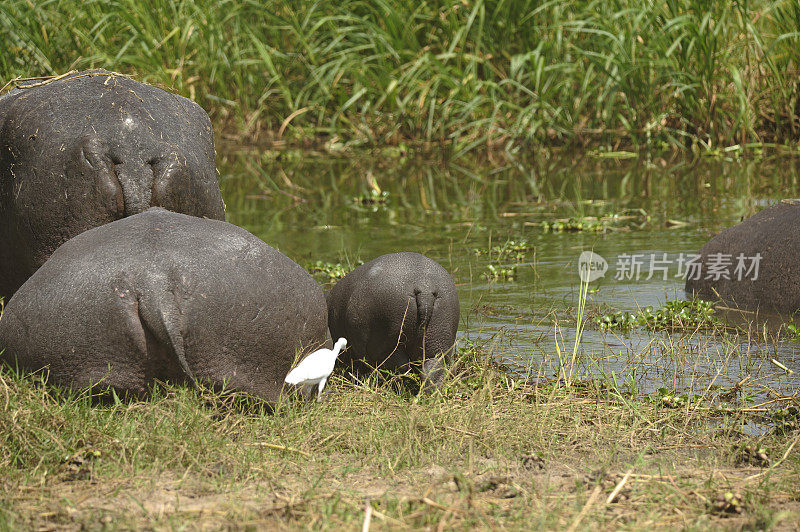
[1,0,798,151]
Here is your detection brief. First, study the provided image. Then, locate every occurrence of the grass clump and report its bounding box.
[3,0,800,152]
[0,344,799,529]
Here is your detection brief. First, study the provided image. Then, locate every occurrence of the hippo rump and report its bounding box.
[0,208,329,401]
[0,69,225,300]
[685,201,800,315]
[327,252,460,389]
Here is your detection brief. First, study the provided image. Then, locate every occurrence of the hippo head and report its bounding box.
[419,352,450,392]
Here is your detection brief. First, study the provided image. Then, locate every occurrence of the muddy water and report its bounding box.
[218,146,800,402]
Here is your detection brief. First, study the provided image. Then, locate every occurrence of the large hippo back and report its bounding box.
[0,208,328,401]
[685,201,800,314]
[0,69,225,300]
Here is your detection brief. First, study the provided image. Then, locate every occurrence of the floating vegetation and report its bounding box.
[476,239,532,283]
[655,387,703,408]
[541,217,608,233]
[595,310,639,330]
[305,260,360,284]
[770,406,800,435]
[541,210,649,233]
[473,239,534,262]
[483,264,517,282]
[595,298,719,332]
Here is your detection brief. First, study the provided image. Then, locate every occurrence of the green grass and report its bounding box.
[2,0,800,153]
[0,343,799,529]
[2,300,800,528]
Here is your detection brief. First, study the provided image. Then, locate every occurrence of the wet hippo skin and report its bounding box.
[326,252,460,389]
[0,208,330,401]
[685,201,800,314]
[0,69,226,300]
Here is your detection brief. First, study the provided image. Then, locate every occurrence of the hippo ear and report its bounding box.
[150,151,221,218]
[71,135,124,218]
[149,152,190,211]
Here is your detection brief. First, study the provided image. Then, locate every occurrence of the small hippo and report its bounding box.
[326,252,460,390]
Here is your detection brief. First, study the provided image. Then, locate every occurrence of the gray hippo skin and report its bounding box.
[0,69,226,300]
[0,208,329,401]
[327,252,460,389]
[685,201,800,314]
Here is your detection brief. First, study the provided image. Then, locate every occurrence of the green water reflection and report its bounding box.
[219,145,800,402]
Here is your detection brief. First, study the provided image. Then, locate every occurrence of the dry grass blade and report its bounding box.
[567,485,602,532]
[606,469,633,504]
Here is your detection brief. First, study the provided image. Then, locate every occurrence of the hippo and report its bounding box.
[0,69,226,301]
[326,252,460,390]
[685,201,800,315]
[0,208,329,401]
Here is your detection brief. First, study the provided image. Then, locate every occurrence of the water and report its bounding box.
[218,146,800,407]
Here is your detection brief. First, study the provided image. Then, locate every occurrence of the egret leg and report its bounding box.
[316,377,328,402]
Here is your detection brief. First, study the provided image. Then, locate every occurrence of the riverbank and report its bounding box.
[0,343,798,529]
[3,0,800,154]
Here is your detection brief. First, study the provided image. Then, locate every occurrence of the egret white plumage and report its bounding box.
[284,338,347,401]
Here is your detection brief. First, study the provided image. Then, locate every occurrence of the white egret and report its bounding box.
[284,338,347,401]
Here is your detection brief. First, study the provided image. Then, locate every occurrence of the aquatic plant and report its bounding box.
[595,298,719,331]
[542,209,649,233]
[305,260,360,284]
[353,189,389,206]
[770,406,800,435]
[482,264,517,282]
[655,387,703,409]
[541,217,608,233]
[473,239,533,262]
[595,310,639,331]
[3,0,800,152]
